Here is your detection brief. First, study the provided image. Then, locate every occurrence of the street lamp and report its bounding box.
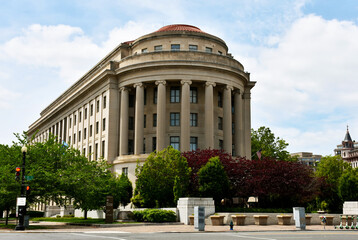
[15,145,27,231]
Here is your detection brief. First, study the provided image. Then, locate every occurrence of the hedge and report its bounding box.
[133,209,176,222]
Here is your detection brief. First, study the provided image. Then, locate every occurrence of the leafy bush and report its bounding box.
[26,211,45,218]
[133,209,176,222]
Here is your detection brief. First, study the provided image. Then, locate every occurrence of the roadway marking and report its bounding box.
[71,233,127,240]
[228,233,277,240]
[83,231,129,234]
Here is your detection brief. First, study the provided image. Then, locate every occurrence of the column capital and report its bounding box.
[205,81,216,87]
[181,80,192,86]
[155,80,166,86]
[133,82,143,88]
[233,88,241,95]
[225,85,234,91]
[119,86,129,92]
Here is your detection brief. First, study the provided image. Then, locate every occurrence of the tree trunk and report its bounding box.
[84,209,88,220]
[5,208,9,225]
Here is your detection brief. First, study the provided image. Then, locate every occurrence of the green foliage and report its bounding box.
[133,209,176,222]
[198,156,230,205]
[133,146,191,207]
[338,168,358,201]
[111,173,133,208]
[251,126,292,161]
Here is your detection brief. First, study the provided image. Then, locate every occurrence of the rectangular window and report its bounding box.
[84,108,88,119]
[219,140,223,150]
[83,148,86,156]
[89,146,92,160]
[141,48,148,53]
[90,125,93,137]
[84,128,87,139]
[103,96,107,109]
[190,113,198,127]
[218,51,223,55]
[154,45,162,51]
[95,143,98,160]
[122,167,128,176]
[206,47,212,53]
[190,87,197,103]
[74,114,77,125]
[170,112,180,126]
[218,117,223,130]
[129,95,134,107]
[190,137,198,151]
[152,137,157,151]
[102,140,105,158]
[143,138,146,154]
[90,104,93,116]
[96,100,100,113]
[79,111,82,122]
[73,134,76,143]
[218,92,223,107]
[128,139,134,154]
[153,88,158,104]
[129,117,134,130]
[96,121,99,134]
[68,136,71,145]
[69,118,72,127]
[170,87,180,103]
[144,115,146,128]
[170,136,180,150]
[102,118,106,131]
[189,45,198,51]
[232,122,235,135]
[153,114,157,127]
[144,88,147,105]
[78,131,81,141]
[171,44,180,51]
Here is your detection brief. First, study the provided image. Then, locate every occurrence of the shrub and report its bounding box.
[133,209,176,222]
[27,211,45,218]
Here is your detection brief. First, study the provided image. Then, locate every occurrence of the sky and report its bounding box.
[0,0,358,156]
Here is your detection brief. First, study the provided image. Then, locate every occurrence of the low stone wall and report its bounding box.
[205,213,341,225]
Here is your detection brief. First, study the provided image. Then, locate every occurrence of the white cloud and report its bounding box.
[0,85,20,109]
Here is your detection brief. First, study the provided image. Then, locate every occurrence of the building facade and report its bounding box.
[334,127,358,168]
[290,152,322,167]
[28,24,255,183]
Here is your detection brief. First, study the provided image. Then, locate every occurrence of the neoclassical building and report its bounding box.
[28,24,255,183]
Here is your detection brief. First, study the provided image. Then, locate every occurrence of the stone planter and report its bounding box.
[320,216,334,225]
[210,215,225,226]
[305,215,312,225]
[277,215,292,225]
[189,215,194,225]
[253,215,269,225]
[231,215,247,226]
[341,215,354,226]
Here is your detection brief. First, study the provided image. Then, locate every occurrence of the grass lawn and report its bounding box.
[0,223,49,230]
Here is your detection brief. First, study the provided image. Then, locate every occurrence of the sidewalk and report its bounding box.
[1,222,339,233]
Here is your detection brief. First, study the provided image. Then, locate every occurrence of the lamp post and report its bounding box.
[15,146,27,231]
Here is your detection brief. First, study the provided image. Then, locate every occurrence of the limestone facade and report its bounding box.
[28,24,255,183]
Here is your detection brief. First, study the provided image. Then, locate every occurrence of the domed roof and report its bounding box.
[155,24,205,33]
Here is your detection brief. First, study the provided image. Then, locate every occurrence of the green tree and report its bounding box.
[251,126,292,161]
[198,156,230,205]
[338,168,358,201]
[111,173,133,208]
[132,146,191,208]
[315,155,350,212]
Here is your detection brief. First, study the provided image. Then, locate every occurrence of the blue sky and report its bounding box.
[0,0,357,156]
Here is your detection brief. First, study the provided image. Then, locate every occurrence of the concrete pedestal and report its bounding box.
[177,197,215,225]
[343,201,358,215]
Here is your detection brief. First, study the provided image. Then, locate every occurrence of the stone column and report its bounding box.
[205,81,216,149]
[243,87,252,159]
[134,83,144,155]
[223,85,233,155]
[119,87,129,156]
[107,77,119,162]
[156,81,166,151]
[234,90,244,157]
[181,80,192,152]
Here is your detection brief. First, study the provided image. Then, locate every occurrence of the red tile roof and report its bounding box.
[155,24,205,33]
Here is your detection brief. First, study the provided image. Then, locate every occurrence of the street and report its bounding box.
[1,231,358,240]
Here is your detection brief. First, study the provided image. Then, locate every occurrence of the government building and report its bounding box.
[28,24,256,183]
[334,127,358,168]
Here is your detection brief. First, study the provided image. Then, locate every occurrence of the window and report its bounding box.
[95,143,98,160]
[69,118,72,127]
[190,137,198,151]
[102,118,106,131]
[90,104,93,116]
[141,48,148,53]
[83,148,86,156]
[128,139,134,154]
[90,125,93,137]
[190,113,198,127]
[152,137,157,151]
[74,114,77,125]
[89,146,92,160]
[171,44,180,51]
[96,100,100,113]
[84,128,87,139]
[153,114,157,127]
[129,117,134,130]
[218,51,223,55]
[219,140,223,150]
[143,138,146,154]
[96,121,99,134]
[78,131,81,141]
[205,47,212,53]
[102,140,105,158]
[170,113,180,126]
[73,134,76,143]
[170,136,180,150]
[170,87,180,103]
[189,45,198,51]
[129,95,134,107]
[144,115,146,128]
[218,92,223,107]
[190,87,197,103]
[232,122,235,134]
[122,167,128,176]
[84,108,88,119]
[153,88,158,104]
[144,89,147,105]
[103,96,107,109]
[218,117,223,130]
[79,111,82,122]
[154,45,162,51]
[68,136,71,145]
